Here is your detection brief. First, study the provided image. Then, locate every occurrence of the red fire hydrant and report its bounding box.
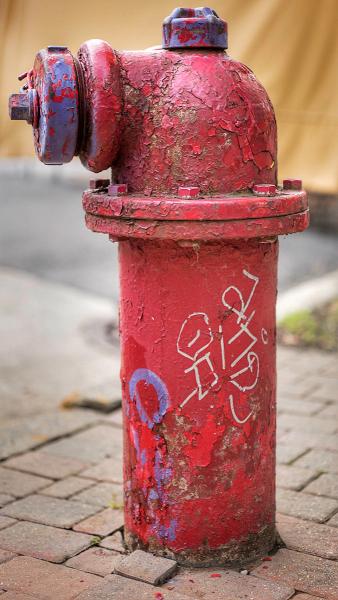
[9,7,309,566]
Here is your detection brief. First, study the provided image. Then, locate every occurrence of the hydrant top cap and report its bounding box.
[163,7,228,49]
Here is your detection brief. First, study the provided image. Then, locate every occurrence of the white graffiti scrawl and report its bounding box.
[177,269,267,424]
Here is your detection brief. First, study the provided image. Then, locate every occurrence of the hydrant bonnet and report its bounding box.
[162,7,228,49]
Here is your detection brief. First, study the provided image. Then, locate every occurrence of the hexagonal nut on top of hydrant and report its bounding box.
[8,6,309,567]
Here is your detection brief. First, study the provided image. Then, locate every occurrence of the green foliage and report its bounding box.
[278,299,338,352]
[90,536,101,546]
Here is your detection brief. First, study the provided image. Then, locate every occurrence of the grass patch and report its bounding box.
[278,298,338,352]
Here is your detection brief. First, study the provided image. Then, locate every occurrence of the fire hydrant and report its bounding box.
[9,7,309,566]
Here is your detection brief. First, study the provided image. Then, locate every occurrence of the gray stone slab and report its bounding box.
[162,568,294,600]
[42,425,122,464]
[277,488,338,523]
[0,521,93,563]
[0,494,98,528]
[4,451,88,479]
[114,549,177,585]
[0,467,52,498]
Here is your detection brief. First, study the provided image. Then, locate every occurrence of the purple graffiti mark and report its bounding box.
[128,368,176,542]
[129,368,170,429]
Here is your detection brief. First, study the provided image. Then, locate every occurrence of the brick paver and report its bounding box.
[0,556,100,599]
[4,451,88,479]
[114,549,177,585]
[328,512,338,527]
[276,443,308,465]
[279,430,338,453]
[162,568,294,600]
[0,517,16,530]
[100,530,126,553]
[41,476,95,499]
[43,425,122,463]
[71,481,123,507]
[0,494,15,507]
[0,549,16,564]
[277,413,337,434]
[304,472,338,499]
[1,494,98,528]
[292,594,326,600]
[0,467,52,498]
[276,513,338,559]
[0,593,38,600]
[277,397,325,416]
[66,546,120,575]
[73,507,123,536]
[79,457,123,483]
[276,465,317,491]
[294,448,338,473]
[306,377,338,402]
[277,488,338,522]
[0,521,93,562]
[0,410,99,460]
[76,574,192,600]
[317,403,338,418]
[252,548,338,599]
[0,345,337,599]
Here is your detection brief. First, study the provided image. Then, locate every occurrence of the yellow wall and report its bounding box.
[1,0,337,193]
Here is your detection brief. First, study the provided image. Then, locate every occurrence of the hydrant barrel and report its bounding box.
[119,237,278,564]
[8,6,309,566]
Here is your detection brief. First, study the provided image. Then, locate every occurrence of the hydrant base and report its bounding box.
[124,524,276,567]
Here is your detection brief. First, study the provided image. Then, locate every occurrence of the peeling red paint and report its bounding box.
[9,14,309,567]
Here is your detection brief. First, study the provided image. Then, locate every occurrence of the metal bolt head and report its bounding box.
[253,184,277,196]
[108,183,128,196]
[89,178,110,190]
[178,186,200,199]
[8,93,31,121]
[283,179,302,191]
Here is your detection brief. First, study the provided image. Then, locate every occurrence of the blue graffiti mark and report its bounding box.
[154,446,172,495]
[140,449,147,466]
[158,518,177,542]
[149,488,159,501]
[129,368,169,429]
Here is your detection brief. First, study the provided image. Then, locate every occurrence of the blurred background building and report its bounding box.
[1,0,337,199]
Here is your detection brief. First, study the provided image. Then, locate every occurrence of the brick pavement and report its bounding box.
[0,345,337,598]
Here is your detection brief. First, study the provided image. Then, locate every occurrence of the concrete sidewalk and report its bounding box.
[0,268,337,599]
